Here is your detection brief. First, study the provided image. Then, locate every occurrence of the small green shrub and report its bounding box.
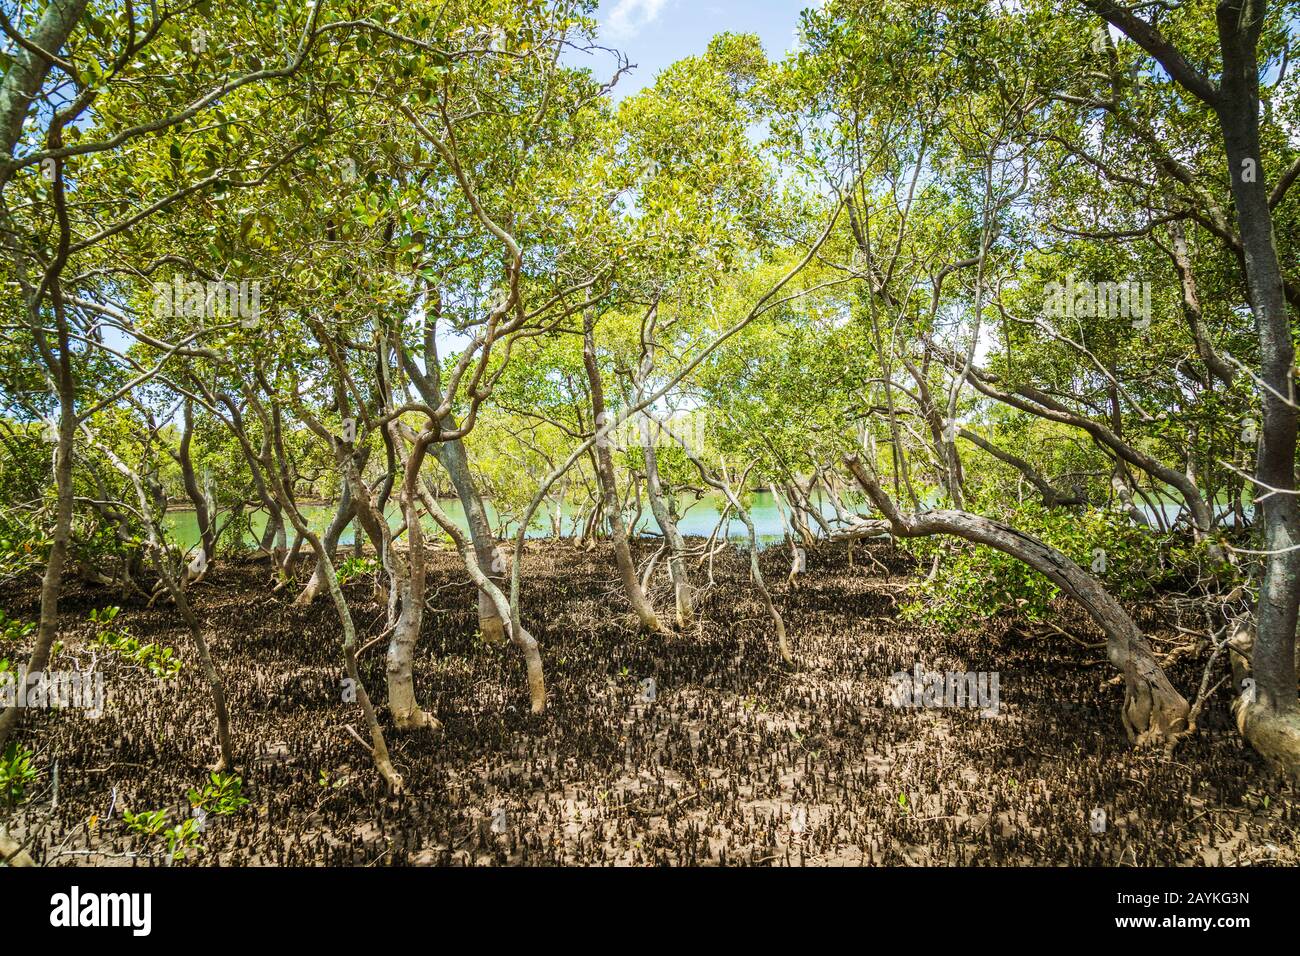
[0,610,35,646]
[336,555,378,585]
[0,509,50,585]
[187,772,249,816]
[89,607,182,678]
[164,818,205,860]
[122,807,170,837]
[0,743,37,805]
[125,806,205,860]
[87,605,120,627]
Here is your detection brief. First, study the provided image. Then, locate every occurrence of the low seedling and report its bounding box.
[187,772,249,816]
[0,610,34,645]
[165,818,205,860]
[123,807,206,861]
[89,607,183,679]
[122,807,169,837]
[336,555,378,585]
[0,743,37,806]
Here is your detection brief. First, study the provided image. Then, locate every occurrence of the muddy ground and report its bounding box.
[1,540,1296,866]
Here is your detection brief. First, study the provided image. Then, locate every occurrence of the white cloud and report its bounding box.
[603,0,670,42]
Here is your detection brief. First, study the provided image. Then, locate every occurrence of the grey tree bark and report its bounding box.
[0,0,89,168]
[383,426,440,733]
[1213,0,1300,774]
[435,437,507,643]
[638,412,694,627]
[177,398,215,564]
[293,482,353,606]
[1088,0,1299,774]
[582,312,663,632]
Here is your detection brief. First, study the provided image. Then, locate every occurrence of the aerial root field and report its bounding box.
[2,541,1294,866]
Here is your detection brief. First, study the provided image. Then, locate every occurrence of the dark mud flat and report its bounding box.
[1,541,1296,866]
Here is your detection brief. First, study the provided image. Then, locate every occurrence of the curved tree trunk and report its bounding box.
[436,437,507,643]
[639,412,694,626]
[582,312,662,631]
[92,430,236,772]
[384,427,440,733]
[1109,466,1151,528]
[178,397,216,564]
[0,0,89,171]
[845,455,1190,744]
[294,483,353,606]
[248,386,403,790]
[395,316,510,644]
[958,428,1085,507]
[953,354,1219,543]
[419,486,546,713]
[303,520,402,791]
[1166,219,1237,387]
[901,355,965,506]
[0,361,74,751]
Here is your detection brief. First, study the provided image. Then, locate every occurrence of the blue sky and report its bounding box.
[578,0,818,99]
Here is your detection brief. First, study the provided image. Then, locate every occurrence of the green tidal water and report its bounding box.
[164,490,811,552]
[163,491,1213,554]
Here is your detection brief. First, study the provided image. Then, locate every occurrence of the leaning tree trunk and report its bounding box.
[1109,466,1150,528]
[383,428,440,733]
[299,521,402,791]
[845,455,1190,745]
[582,314,662,631]
[94,433,236,772]
[0,0,89,172]
[178,398,216,565]
[419,486,547,713]
[294,483,353,606]
[0,364,74,751]
[436,437,507,643]
[254,404,403,791]
[639,412,694,626]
